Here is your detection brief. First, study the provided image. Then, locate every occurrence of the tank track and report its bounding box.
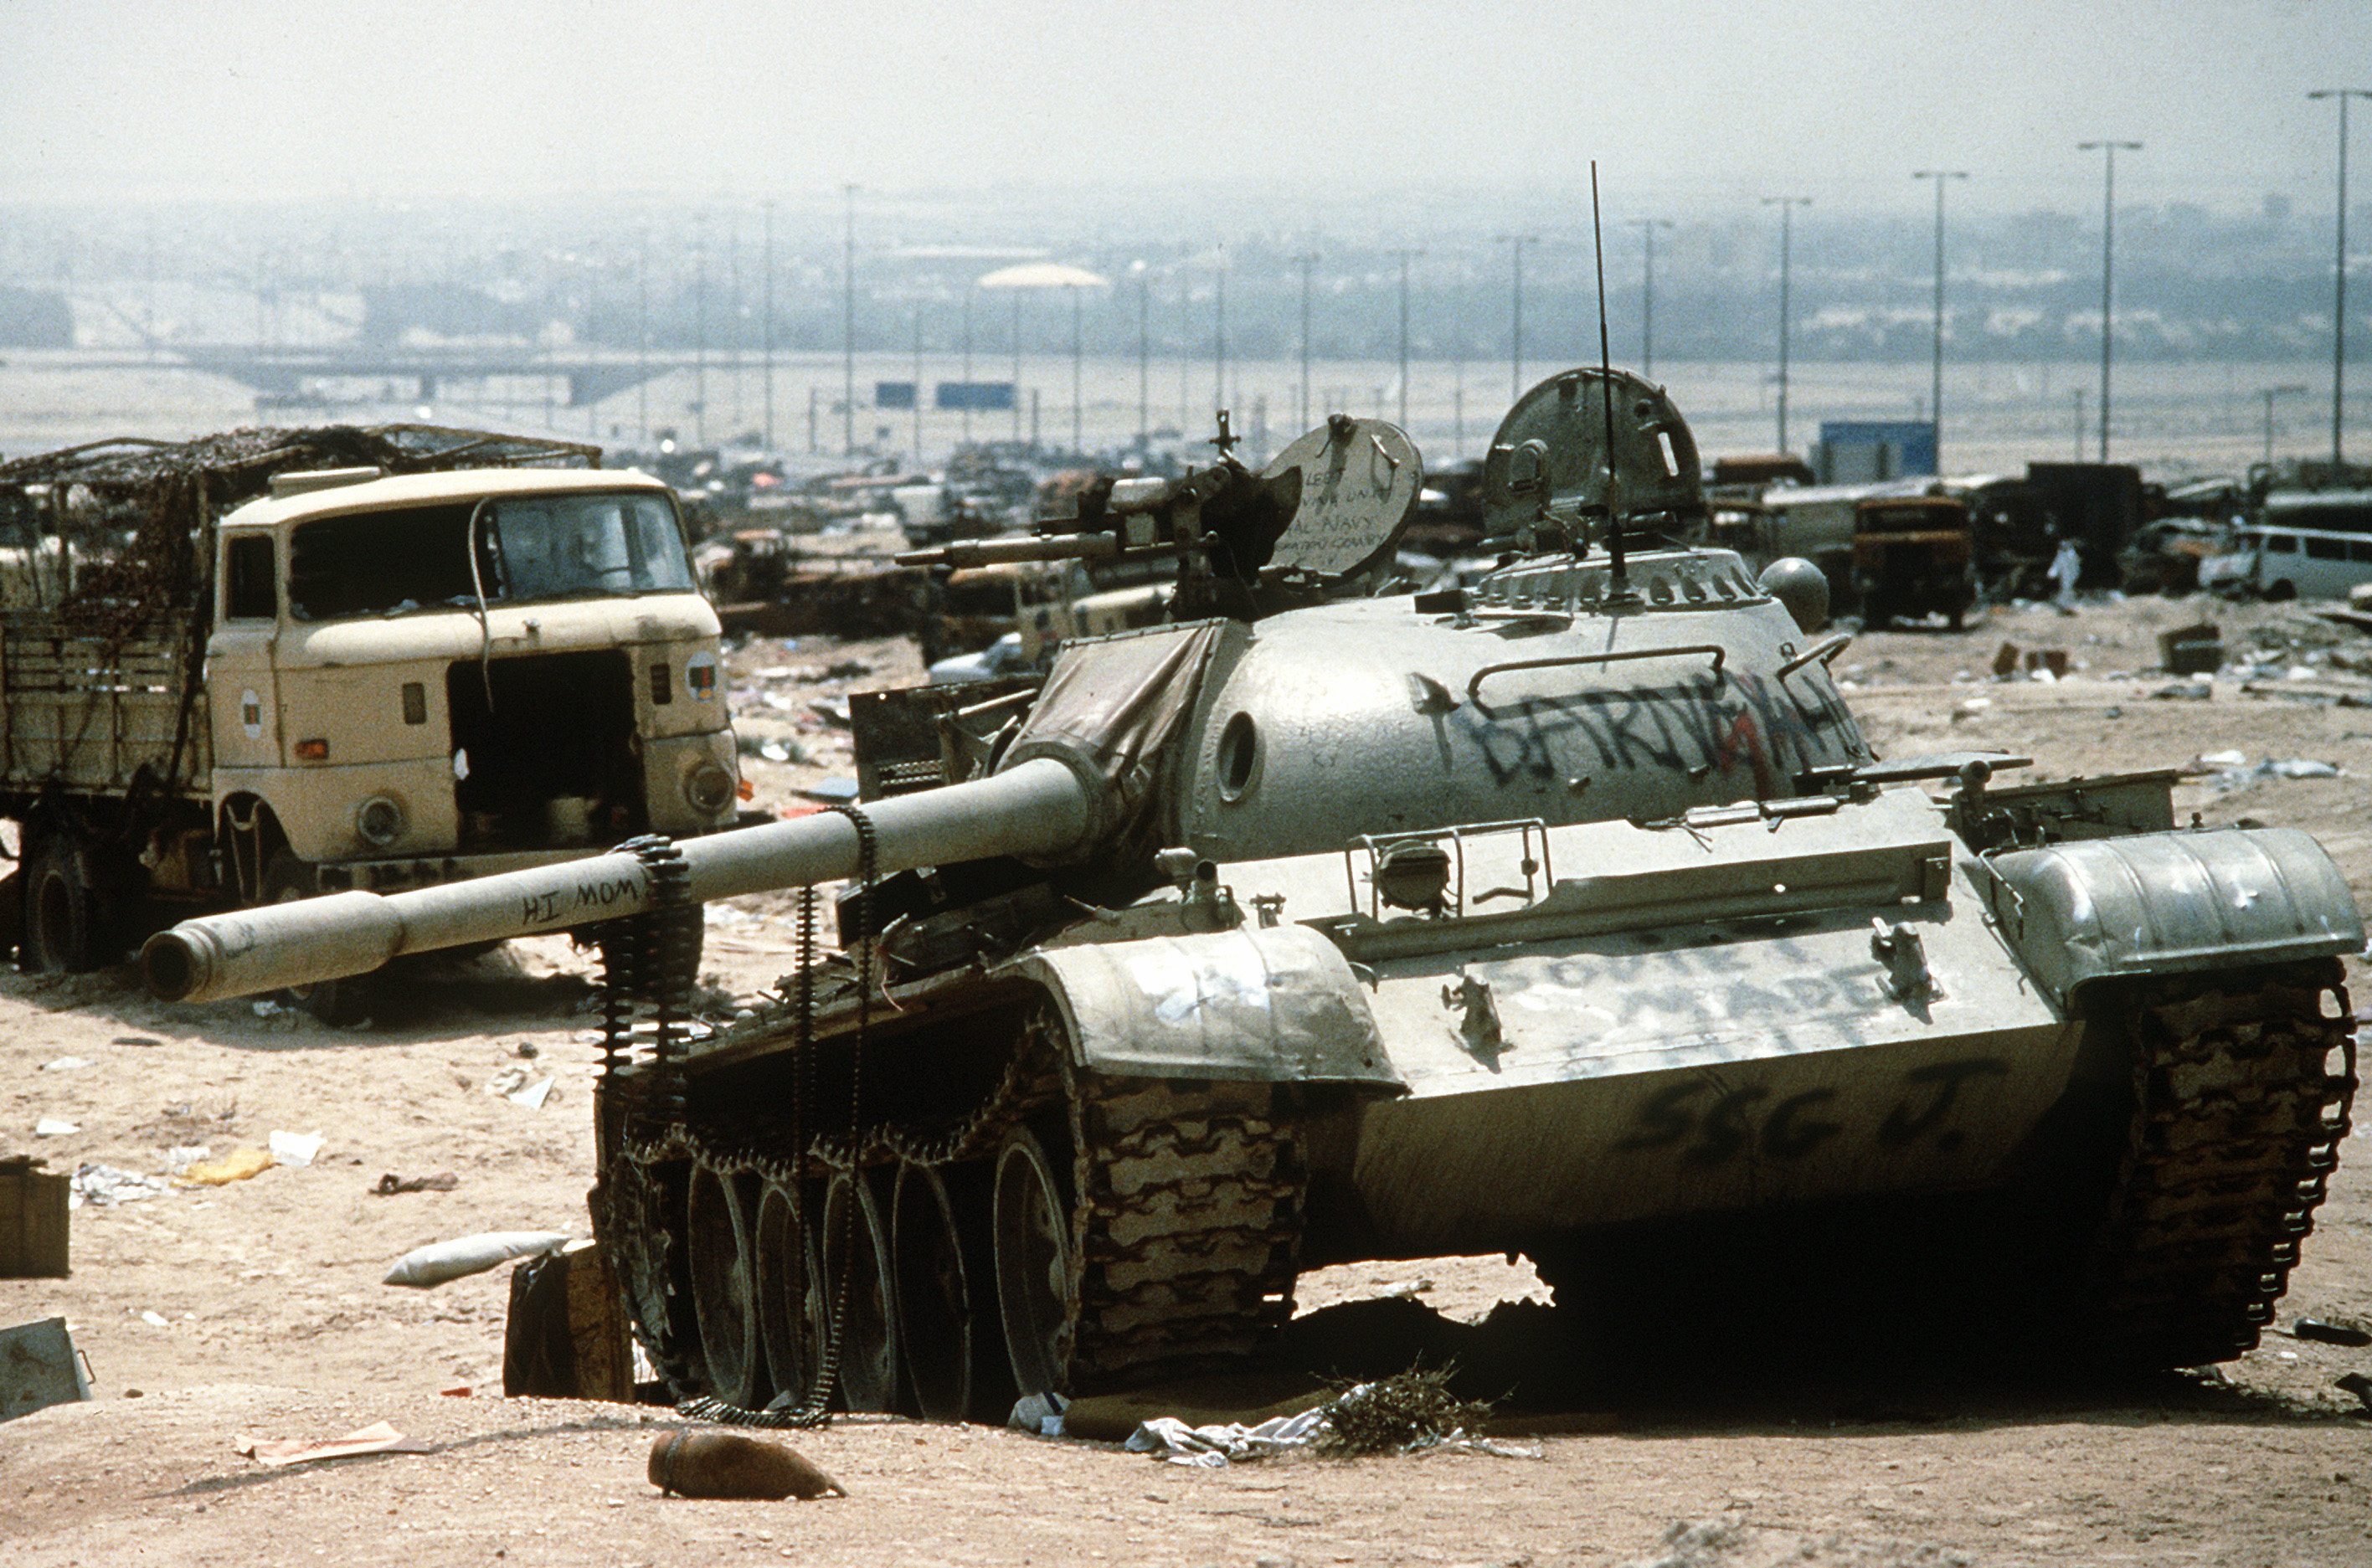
[1065,1070,1305,1388]
[592,1005,1306,1410]
[2079,957,2358,1367]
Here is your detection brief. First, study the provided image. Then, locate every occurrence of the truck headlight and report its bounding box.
[355,794,405,847]
[684,762,735,815]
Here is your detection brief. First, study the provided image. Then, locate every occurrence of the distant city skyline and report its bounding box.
[2,0,2363,220]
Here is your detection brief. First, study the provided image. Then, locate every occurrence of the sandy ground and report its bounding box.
[5,592,2372,1567]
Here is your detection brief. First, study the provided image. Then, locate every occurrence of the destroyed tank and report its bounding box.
[142,370,2361,1421]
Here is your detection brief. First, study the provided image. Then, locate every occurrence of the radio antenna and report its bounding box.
[1591,161,1630,595]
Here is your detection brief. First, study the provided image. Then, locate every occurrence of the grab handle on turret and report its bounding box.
[1465,644,1726,707]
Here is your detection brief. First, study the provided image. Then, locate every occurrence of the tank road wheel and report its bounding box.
[752,1179,826,1412]
[2076,959,2357,1368]
[992,1124,1076,1399]
[685,1164,768,1409]
[821,1168,905,1413]
[260,853,371,1024]
[890,1160,982,1423]
[21,820,107,973]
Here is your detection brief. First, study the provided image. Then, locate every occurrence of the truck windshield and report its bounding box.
[288,491,695,620]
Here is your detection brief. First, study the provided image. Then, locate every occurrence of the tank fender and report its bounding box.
[1010,924,1402,1092]
[1982,825,2363,1008]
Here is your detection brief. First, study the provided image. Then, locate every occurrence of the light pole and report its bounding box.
[1133,263,1150,447]
[2077,140,2141,462]
[1212,249,1227,418]
[1762,196,1811,455]
[1391,248,1423,429]
[1628,218,1674,378]
[1494,233,1539,400]
[1913,169,1968,470]
[841,183,858,457]
[1292,250,1319,429]
[1069,283,1084,455]
[692,214,708,447]
[2262,383,2308,464]
[2309,90,2370,462]
[635,229,650,442]
[761,200,776,454]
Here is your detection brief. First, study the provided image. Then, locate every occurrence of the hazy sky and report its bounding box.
[3,0,2364,219]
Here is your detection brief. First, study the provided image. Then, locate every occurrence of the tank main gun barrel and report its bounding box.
[895,532,1124,568]
[141,755,1099,1005]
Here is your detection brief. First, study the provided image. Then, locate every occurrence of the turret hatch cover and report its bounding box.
[1479,368,1702,542]
[1255,415,1422,583]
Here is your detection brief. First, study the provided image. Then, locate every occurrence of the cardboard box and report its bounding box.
[2159,623,2224,676]
[0,1157,68,1278]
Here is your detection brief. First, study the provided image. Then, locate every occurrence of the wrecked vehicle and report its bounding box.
[0,425,738,1009]
[1851,493,1977,628]
[144,373,2359,1421]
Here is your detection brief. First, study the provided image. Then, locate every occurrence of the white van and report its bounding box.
[2202,490,2372,600]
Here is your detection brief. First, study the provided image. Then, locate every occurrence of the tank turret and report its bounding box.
[141,372,2359,1427]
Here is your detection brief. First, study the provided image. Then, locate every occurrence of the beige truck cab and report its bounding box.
[208,465,739,902]
[0,427,738,996]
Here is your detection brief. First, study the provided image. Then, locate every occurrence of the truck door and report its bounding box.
[208,532,281,769]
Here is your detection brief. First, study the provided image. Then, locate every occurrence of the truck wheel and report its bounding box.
[261,853,372,1025]
[21,823,107,973]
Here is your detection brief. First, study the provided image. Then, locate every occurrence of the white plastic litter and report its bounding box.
[1006,1391,1070,1437]
[71,1164,172,1208]
[268,1130,325,1167]
[39,1056,90,1072]
[486,1065,557,1108]
[1125,1406,1330,1468]
[34,1118,78,1137]
[383,1230,572,1288]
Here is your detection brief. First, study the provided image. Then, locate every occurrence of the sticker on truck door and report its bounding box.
[686,650,719,700]
[240,689,264,740]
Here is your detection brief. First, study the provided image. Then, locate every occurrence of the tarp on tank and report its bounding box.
[999,619,1228,855]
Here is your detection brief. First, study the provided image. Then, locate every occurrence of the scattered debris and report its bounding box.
[39,1056,89,1072]
[177,1148,275,1186]
[267,1130,324,1167]
[69,1164,171,1208]
[1125,1407,1329,1468]
[0,1159,69,1277]
[2294,1318,2372,1347]
[1314,1364,1500,1457]
[383,1230,572,1288]
[647,1430,846,1499]
[2337,1372,2372,1414]
[0,1318,90,1420]
[1007,1391,1069,1436]
[235,1420,435,1468]
[33,1118,77,1137]
[2159,623,2225,674]
[487,1064,557,1108]
[373,1171,460,1195]
[2200,755,2347,794]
